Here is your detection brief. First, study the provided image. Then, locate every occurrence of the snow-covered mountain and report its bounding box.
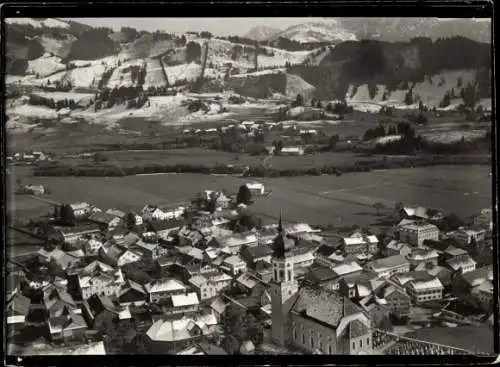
[244,26,281,41]
[273,19,357,43]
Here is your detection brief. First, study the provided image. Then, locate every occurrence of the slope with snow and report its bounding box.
[244,26,282,41]
[37,35,76,59]
[276,19,357,43]
[143,58,167,89]
[26,54,66,77]
[106,60,145,88]
[6,18,70,29]
[163,62,203,84]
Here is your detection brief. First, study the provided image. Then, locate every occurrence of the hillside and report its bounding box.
[244,26,281,41]
[288,37,491,103]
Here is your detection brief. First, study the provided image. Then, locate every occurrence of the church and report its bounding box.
[270,213,373,354]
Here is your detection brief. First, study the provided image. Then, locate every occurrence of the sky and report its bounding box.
[64,17,491,37]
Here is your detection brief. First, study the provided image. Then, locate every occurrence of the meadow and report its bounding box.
[8,165,492,229]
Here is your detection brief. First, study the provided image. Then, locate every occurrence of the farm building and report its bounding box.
[246,182,265,195]
[280,146,305,156]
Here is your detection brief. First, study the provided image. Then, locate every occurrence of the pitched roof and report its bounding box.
[370,255,409,270]
[315,245,336,257]
[189,274,209,288]
[291,286,361,329]
[305,266,338,283]
[171,292,199,307]
[149,278,187,294]
[7,293,31,316]
[89,211,119,224]
[243,245,273,259]
[149,219,185,232]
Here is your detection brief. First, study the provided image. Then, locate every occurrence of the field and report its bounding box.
[7,165,492,230]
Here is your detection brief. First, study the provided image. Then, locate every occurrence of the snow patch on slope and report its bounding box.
[26,54,66,77]
[6,18,70,29]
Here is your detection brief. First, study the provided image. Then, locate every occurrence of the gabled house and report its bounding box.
[148,219,185,240]
[210,296,229,322]
[189,275,217,301]
[147,278,188,303]
[342,231,379,256]
[366,255,410,279]
[203,271,233,292]
[442,246,477,274]
[37,248,80,271]
[76,260,125,299]
[452,227,486,247]
[99,244,143,267]
[405,248,439,270]
[221,255,247,276]
[70,202,92,218]
[105,209,126,219]
[42,284,78,318]
[47,310,87,343]
[385,240,413,257]
[374,281,411,319]
[240,245,273,267]
[473,208,493,230]
[7,293,31,325]
[88,211,122,230]
[178,226,205,247]
[163,292,200,316]
[118,279,148,306]
[399,206,443,222]
[141,205,169,221]
[48,224,101,245]
[82,294,131,330]
[204,190,231,210]
[131,240,167,260]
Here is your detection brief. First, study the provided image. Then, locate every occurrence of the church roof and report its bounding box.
[272,212,295,258]
[291,285,361,329]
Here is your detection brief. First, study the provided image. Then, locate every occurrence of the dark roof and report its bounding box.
[7,228,45,246]
[7,293,31,316]
[7,274,25,294]
[291,286,361,328]
[149,219,185,232]
[197,342,228,355]
[58,223,101,234]
[89,211,119,225]
[243,245,273,259]
[349,319,370,338]
[305,266,337,284]
[315,245,336,257]
[86,294,119,316]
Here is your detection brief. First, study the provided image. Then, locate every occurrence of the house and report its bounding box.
[235,272,259,293]
[240,340,256,355]
[399,222,440,247]
[358,295,391,330]
[385,240,413,257]
[452,265,493,294]
[131,240,166,260]
[405,248,439,270]
[221,255,247,276]
[118,279,148,306]
[159,204,186,220]
[337,270,384,300]
[146,316,208,354]
[76,260,125,299]
[163,292,200,316]
[473,208,493,230]
[342,231,379,256]
[7,293,31,325]
[70,202,92,218]
[399,206,443,221]
[47,310,87,342]
[177,342,227,355]
[210,296,229,322]
[443,247,477,274]
[82,294,131,330]
[89,211,122,230]
[84,237,104,255]
[314,246,345,268]
[246,182,265,195]
[204,190,232,209]
[49,224,102,245]
[367,255,410,279]
[203,271,233,292]
[33,151,47,160]
[452,227,486,246]
[24,184,46,195]
[141,205,169,221]
[42,284,78,318]
[471,278,494,312]
[99,244,142,267]
[280,146,305,156]
[189,275,218,301]
[240,245,273,267]
[105,208,126,219]
[406,276,444,304]
[219,233,258,254]
[374,281,411,318]
[37,248,79,271]
[149,219,184,240]
[178,227,205,247]
[147,278,188,303]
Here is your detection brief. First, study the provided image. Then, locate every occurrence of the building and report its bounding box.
[399,222,439,247]
[76,261,125,299]
[47,310,87,343]
[178,227,205,247]
[204,190,232,209]
[270,214,372,354]
[375,282,412,318]
[342,232,378,256]
[471,278,494,312]
[146,317,208,354]
[88,211,122,230]
[452,265,493,294]
[443,247,477,274]
[399,206,443,221]
[189,275,217,301]
[203,271,233,292]
[37,248,79,271]
[367,255,410,279]
[240,245,273,267]
[473,209,493,230]
[221,255,247,276]
[149,219,184,240]
[70,202,92,218]
[99,245,142,267]
[246,182,265,195]
[24,184,46,195]
[147,278,188,303]
[405,248,439,270]
[452,227,486,246]
[82,294,131,330]
[406,276,443,304]
[118,279,148,306]
[7,293,31,325]
[131,240,166,260]
[48,224,101,246]
[42,284,78,318]
[385,240,412,257]
[280,146,305,156]
[163,292,200,316]
[141,205,169,221]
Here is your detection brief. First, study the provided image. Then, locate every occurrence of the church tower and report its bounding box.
[270,211,298,347]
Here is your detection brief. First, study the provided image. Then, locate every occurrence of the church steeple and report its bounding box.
[273,210,286,259]
[278,209,283,233]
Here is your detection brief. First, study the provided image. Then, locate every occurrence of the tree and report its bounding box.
[329,134,339,150]
[94,152,109,163]
[186,41,202,63]
[373,202,386,216]
[295,94,304,107]
[404,89,413,105]
[60,204,76,226]
[470,236,478,257]
[273,139,284,154]
[221,335,240,354]
[125,212,136,230]
[236,185,252,205]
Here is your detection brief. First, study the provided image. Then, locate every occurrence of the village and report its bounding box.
[6,179,495,356]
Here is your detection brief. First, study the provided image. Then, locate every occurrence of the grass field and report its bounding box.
[8,165,492,229]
